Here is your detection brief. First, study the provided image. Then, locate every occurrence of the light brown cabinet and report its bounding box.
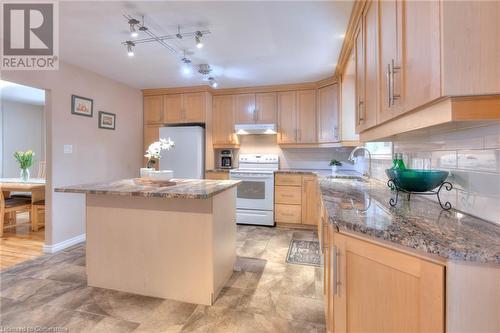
[164,92,206,124]
[277,91,297,144]
[144,96,163,125]
[301,175,319,225]
[296,90,317,143]
[205,171,229,180]
[212,95,238,146]
[318,84,340,143]
[274,173,320,227]
[234,93,277,124]
[331,232,444,333]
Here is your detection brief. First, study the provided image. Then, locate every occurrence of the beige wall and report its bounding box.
[2,62,143,246]
[1,100,46,178]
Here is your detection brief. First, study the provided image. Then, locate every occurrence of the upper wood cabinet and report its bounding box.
[234,93,277,124]
[255,92,277,124]
[144,96,163,125]
[296,90,317,143]
[332,232,444,333]
[277,91,297,144]
[183,92,206,122]
[163,92,207,124]
[235,94,256,124]
[213,95,238,146]
[163,94,183,123]
[318,84,340,143]
[346,0,500,139]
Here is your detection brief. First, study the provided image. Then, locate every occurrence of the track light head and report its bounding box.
[125,41,135,57]
[128,18,140,38]
[195,31,203,49]
[208,77,218,88]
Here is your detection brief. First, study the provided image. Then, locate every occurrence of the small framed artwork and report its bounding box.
[71,95,93,117]
[98,111,116,130]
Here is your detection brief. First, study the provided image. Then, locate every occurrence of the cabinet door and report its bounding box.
[205,172,229,180]
[183,92,206,122]
[354,23,365,134]
[144,96,163,125]
[213,95,237,145]
[361,1,379,131]
[296,90,317,143]
[255,92,277,124]
[378,0,402,122]
[277,91,297,144]
[323,224,332,333]
[302,175,319,225]
[333,233,445,333]
[235,94,256,124]
[163,94,183,124]
[402,0,441,113]
[318,84,340,143]
[143,125,160,165]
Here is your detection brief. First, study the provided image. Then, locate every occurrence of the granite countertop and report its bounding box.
[276,168,364,179]
[55,178,240,199]
[319,177,500,264]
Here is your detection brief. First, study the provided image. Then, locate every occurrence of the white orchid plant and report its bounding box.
[144,138,175,168]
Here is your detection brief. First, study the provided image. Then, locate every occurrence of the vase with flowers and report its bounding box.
[14,150,35,181]
[329,159,342,174]
[141,138,175,178]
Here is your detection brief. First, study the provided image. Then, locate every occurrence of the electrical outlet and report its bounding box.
[63,144,73,154]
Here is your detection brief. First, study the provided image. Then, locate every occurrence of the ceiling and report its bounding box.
[59,1,353,89]
[0,80,45,106]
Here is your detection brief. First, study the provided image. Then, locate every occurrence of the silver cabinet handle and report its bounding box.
[333,126,339,140]
[358,99,364,123]
[253,109,258,122]
[386,63,392,108]
[391,59,401,105]
[333,245,339,295]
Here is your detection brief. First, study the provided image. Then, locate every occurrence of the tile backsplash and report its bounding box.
[370,123,500,225]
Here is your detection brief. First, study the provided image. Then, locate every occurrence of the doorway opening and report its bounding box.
[0,79,47,270]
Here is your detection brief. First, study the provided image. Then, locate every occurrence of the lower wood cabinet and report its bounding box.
[205,171,229,180]
[274,173,320,227]
[322,225,445,333]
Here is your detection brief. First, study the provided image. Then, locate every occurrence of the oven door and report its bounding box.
[229,172,274,211]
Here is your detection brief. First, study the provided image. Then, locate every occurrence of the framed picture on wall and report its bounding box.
[71,95,93,117]
[98,111,116,130]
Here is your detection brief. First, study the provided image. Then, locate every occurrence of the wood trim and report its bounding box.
[143,77,339,97]
[143,85,213,96]
[359,95,500,141]
[275,222,315,230]
[213,144,240,149]
[335,0,368,77]
[279,140,360,148]
[451,95,500,121]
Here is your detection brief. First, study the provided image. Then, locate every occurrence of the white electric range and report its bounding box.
[229,154,279,226]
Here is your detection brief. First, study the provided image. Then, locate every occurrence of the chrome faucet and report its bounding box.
[348,146,372,178]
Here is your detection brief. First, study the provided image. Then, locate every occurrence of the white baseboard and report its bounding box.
[43,234,86,254]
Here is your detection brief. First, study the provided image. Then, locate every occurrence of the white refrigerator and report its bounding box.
[159,126,205,179]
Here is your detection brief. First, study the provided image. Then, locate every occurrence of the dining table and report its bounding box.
[0,178,46,204]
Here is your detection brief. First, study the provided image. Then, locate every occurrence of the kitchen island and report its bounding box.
[55,178,240,305]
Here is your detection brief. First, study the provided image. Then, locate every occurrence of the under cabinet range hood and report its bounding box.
[235,123,277,135]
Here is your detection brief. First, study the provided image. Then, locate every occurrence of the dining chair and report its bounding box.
[31,200,45,232]
[0,189,32,237]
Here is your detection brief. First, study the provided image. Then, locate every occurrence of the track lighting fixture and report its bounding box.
[195,31,203,49]
[128,18,140,38]
[125,41,135,57]
[181,55,192,75]
[208,77,218,88]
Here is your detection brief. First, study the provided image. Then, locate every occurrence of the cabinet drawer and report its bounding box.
[275,186,301,204]
[275,204,302,224]
[205,172,229,180]
[275,174,302,186]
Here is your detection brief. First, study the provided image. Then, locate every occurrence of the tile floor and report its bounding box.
[0,225,325,332]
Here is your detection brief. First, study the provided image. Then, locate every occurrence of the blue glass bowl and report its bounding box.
[385,169,449,192]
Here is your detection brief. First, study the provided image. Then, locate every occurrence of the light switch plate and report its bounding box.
[64,144,73,154]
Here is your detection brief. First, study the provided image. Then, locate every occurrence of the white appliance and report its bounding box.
[159,126,205,179]
[230,154,279,226]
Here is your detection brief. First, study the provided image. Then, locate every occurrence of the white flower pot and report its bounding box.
[140,168,154,178]
[149,170,174,181]
[331,165,340,174]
